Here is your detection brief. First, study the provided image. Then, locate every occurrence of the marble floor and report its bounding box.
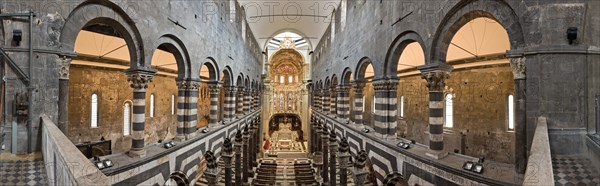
[0,159,48,186]
[552,155,600,186]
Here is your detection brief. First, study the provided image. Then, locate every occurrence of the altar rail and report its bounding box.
[41,115,110,186]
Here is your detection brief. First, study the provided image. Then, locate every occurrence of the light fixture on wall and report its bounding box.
[567,27,577,45]
[202,127,210,133]
[463,161,474,171]
[462,161,484,174]
[12,30,22,46]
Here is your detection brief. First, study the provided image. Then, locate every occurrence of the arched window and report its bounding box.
[123,102,131,136]
[399,96,404,118]
[150,94,155,118]
[171,95,175,115]
[280,76,284,84]
[445,94,453,128]
[289,76,293,83]
[91,94,98,128]
[372,95,376,113]
[508,95,515,131]
[362,96,365,112]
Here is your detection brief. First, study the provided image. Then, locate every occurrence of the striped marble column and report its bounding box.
[372,79,398,139]
[176,80,200,140]
[421,70,450,159]
[236,87,244,118]
[126,69,155,158]
[207,81,221,128]
[330,87,337,116]
[322,89,330,113]
[352,80,365,126]
[224,86,237,122]
[337,85,351,120]
[244,88,251,114]
[253,89,259,110]
[314,89,321,111]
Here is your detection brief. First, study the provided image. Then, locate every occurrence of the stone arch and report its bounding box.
[236,74,244,87]
[324,77,331,90]
[384,31,427,77]
[244,76,250,88]
[60,1,146,68]
[382,172,407,186]
[201,57,220,81]
[341,67,353,86]
[354,57,375,81]
[430,0,525,64]
[154,34,191,81]
[330,74,338,89]
[221,66,234,86]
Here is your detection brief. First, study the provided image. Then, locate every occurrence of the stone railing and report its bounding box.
[312,110,519,186]
[40,115,110,186]
[102,110,261,185]
[523,117,554,186]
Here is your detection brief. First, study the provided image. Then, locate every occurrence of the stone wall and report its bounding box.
[0,0,263,153]
[310,0,600,162]
[68,65,181,153]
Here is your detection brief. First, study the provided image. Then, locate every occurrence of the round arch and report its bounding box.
[60,1,146,68]
[201,57,220,81]
[263,29,314,51]
[430,0,525,64]
[354,57,375,81]
[153,34,191,80]
[221,66,234,86]
[341,67,353,86]
[330,74,338,89]
[384,31,427,78]
[236,74,244,87]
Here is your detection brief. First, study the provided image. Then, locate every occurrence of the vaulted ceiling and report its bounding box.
[237,0,340,50]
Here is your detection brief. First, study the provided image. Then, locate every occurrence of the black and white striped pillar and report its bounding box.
[337,85,350,120]
[321,127,329,183]
[329,131,337,186]
[126,69,156,157]
[207,81,221,128]
[234,130,243,186]
[322,89,330,113]
[176,80,200,140]
[352,80,365,126]
[421,70,450,159]
[236,87,244,118]
[330,87,337,116]
[372,79,398,139]
[314,89,321,111]
[224,86,237,122]
[244,88,251,114]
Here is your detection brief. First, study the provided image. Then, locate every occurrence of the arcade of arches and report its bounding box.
[1,0,599,186]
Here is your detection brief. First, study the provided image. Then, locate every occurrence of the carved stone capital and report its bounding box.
[57,56,71,80]
[509,57,526,80]
[373,79,398,92]
[351,80,366,91]
[208,82,221,94]
[127,72,155,90]
[421,71,450,91]
[177,80,200,90]
[224,86,237,93]
[337,85,350,93]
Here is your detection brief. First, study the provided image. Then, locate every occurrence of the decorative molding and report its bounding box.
[57,56,71,80]
[421,71,450,92]
[127,72,155,90]
[509,57,526,80]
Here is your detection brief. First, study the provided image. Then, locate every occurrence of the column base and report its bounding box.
[426,150,448,159]
[185,132,197,140]
[128,149,146,158]
[175,135,186,142]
